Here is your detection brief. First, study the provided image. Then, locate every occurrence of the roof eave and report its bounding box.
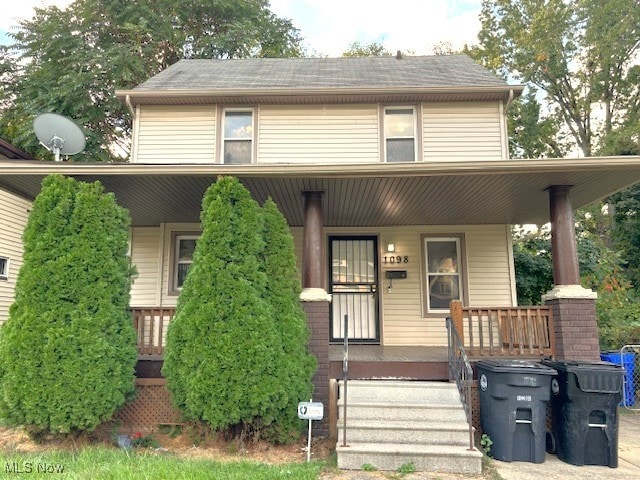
[115,85,525,106]
[0,154,635,178]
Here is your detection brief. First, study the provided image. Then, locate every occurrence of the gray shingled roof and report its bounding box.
[134,55,510,91]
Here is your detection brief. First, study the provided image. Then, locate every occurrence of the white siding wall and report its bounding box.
[422,101,504,161]
[0,190,30,324]
[129,227,162,306]
[258,105,379,163]
[465,225,516,306]
[132,102,508,164]
[129,222,514,346]
[134,105,216,163]
[292,225,514,346]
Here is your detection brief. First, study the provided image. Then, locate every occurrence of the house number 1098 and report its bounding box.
[383,256,409,264]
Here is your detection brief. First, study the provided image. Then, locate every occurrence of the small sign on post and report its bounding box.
[298,400,324,462]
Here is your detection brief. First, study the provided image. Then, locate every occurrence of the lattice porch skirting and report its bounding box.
[114,378,182,432]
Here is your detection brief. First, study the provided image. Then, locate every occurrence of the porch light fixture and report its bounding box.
[387,243,395,253]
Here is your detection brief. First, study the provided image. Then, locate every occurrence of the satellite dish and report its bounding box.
[34,113,86,162]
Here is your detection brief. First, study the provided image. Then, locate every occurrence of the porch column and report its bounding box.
[302,191,324,289]
[300,191,331,435]
[549,185,580,285]
[543,185,599,361]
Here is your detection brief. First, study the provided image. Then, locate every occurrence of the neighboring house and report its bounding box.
[1,55,640,427]
[0,140,33,323]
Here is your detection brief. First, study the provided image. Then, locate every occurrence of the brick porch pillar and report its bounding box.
[300,191,331,436]
[543,186,599,361]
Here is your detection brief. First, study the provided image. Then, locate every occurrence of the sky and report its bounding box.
[0,0,483,56]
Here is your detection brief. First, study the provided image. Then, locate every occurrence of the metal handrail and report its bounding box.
[342,314,349,447]
[446,316,476,451]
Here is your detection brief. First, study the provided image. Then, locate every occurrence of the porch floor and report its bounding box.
[329,345,450,381]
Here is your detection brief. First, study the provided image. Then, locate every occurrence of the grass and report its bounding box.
[1,447,325,479]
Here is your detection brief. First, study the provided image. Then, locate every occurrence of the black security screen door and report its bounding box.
[329,236,380,343]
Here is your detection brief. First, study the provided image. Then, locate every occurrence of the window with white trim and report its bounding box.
[222,109,253,164]
[0,256,8,280]
[424,237,463,311]
[172,235,198,292]
[384,107,416,162]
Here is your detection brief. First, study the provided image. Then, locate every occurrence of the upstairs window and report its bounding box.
[384,107,416,162]
[0,256,8,280]
[223,109,253,164]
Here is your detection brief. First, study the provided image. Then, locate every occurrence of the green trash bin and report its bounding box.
[476,359,557,463]
[543,360,623,468]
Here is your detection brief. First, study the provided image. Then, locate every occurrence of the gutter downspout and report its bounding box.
[505,88,515,111]
[125,94,135,117]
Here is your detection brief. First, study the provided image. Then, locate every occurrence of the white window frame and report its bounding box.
[222,108,254,164]
[170,234,199,294]
[0,256,8,280]
[383,106,417,163]
[423,236,464,313]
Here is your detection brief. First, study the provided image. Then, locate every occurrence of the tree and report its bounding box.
[163,177,314,442]
[0,0,303,161]
[507,89,565,158]
[512,228,554,305]
[0,174,137,435]
[342,41,391,57]
[473,0,640,156]
[260,198,315,441]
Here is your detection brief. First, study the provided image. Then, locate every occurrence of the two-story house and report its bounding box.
[2,55,640,470]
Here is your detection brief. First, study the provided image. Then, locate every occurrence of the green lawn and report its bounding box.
[1,448,325,479]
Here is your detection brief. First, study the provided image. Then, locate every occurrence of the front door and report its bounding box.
[329,236,380,343]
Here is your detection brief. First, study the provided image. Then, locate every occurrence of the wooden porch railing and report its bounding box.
[131,307,176,357]
[449,300,556,357]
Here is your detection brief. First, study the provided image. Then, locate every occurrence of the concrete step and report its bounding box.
[340,380,460,404]
[336,401,468,422]
[337,419,470,445]
[334,379,482,475]
[336,442,483,474]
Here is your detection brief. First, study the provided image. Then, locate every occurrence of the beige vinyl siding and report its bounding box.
[258,105,379,163]
[381,225,513,346]
[465,225,515,306]
[134,105,216,163]
[0,190,30,324]
[129,227,162,307]
[292,225,514,347]
[422,101,504,161]
[137,223,514,346]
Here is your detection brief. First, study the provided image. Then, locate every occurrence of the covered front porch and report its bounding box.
[2,157,640,419]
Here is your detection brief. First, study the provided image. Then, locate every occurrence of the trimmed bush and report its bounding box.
[0,174,137,434]
[259,198,315,441]
[163,177,315,442]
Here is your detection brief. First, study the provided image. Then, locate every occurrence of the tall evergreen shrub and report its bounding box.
[260,199,315,440]
[0,174,137,434]
[163,177,315,442]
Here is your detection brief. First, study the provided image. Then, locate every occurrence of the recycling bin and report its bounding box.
[543,360,623,468]
[600,352,635,406]
[476,359,557,463]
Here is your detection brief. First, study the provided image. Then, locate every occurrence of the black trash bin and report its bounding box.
[542,360,623,468]
[476,359,556,463]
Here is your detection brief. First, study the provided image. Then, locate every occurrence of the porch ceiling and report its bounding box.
[1,157,640,227]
